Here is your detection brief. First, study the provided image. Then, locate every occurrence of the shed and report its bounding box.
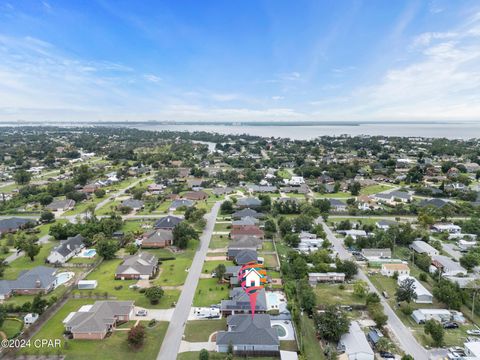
[78,280,98,290]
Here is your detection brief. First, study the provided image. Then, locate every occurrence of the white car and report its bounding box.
[467,329,480,336]
[136,309,148,316]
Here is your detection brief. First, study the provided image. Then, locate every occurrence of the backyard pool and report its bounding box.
[76,248,97,258]
[272,324,287,337]
[55,272,75,288]
[266,291,286,311]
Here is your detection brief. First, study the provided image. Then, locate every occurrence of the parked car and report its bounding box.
[382,291,389,299]
[443,322,459,329]
[379,351,395,359]
[136,309,148,316]
[467,329,480,336]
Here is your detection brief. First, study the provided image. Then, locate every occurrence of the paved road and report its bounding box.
[157,201,221,360]
[4,234,51,263]
[317,218,430,360]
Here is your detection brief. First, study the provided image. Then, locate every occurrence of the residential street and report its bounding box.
[5,234,51,264]
[317,218,430,360]
[157,201,221,360]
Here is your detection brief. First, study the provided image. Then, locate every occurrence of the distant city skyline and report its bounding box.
[1,0,480,123]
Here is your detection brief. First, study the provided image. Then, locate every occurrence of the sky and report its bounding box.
[1,0,480,123]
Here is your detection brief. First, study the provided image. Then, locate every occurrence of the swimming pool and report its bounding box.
[76,248,97,258]
[55,272,74,288]
[272,324,287,338]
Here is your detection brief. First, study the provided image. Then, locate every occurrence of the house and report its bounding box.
[78,280,98,290]
[338,321,374,360]
[141,229,173,248]
[237,198,262,209]
[0,217,33,235]
[381,263,410,277]
[430,255,467,276]
[397,275,433,303]
[216,314,279,355]
[115,252,158,280]
[227,237,262,259]
[410,240,439,256]
[183,190,208,201]
[297,237,323,254]
[361,248,391,261]
[230,225,265,240]
[225,265,242,286]
[232,208,264,220]
[328,199,347,212]
[431,223,461,234]
[411,309,451,324]
[212,187,234,196]
[376,220,398,230]
[154,215,183,230]
[147,184,165,194]
[169,199,194,210]
[308,272,345,285]
[24,313,39,325]
[283,176,305,186]
[337,229,367,240]
[221,287,267,315]
[0,266,57,300]
[47,234,85,264]
[64,301,134,340]
[373,191,412,205]
[232,216,259,226]
[234,249,258,265]
[357,195,380,211]
[121,199,144,211]
[45,199,76,212]
[419,198,449,209]
[81,183,100,194]
[186,178,204,189]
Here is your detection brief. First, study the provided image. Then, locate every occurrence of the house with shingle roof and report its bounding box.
[63,301,134,340]
[169,199,194,211]
[154,215,183,230]
[232,208,264,220]
[183,190,208,201]
[234,249,258,265]
[121,199,144,211]
[220,287,267,315]
[141,229,173,248]
[237,198,262,209]
[0,266,57,300]
[47,234,85,264]
[0,217,34,235]
[216,314,279,354]
[115,252,158,280]
[45,199,76,212]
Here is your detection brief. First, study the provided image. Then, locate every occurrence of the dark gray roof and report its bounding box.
[419,198,449,208]
[66,301,134,333]
[328,199,346,206]
[50,234,85,258]
[143,229,173,244]
[0,266,57,295]
[232,208,264,219]
[121,199,144,209]
[116,252,158,276]
[234,249,258,265]
[45,199,75,210]
[237,198,262,207]
[376,219,398,227]
[154,215,183,229]
[221,288,267,312]
[170,199,194,208]
[216,314,279,346]
[0,217,33,232]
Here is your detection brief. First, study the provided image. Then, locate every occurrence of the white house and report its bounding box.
[47,234,85,264]
[297,238,323,254]
[409,240,439,257]
[24,313,39,325]
[337,229,367,240]
[283,176,305,186]
[338,321,374,360]
[308,272,345,285]
[397,275,433,303]
[411,309,451,324]
[381,263,410,277]
[430,255,467,277]
[432,223,461,234]
[361,248,391,261]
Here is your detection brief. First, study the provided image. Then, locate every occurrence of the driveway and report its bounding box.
[157,201,222,360]
[131,307,175,321]
[317,218,429,360]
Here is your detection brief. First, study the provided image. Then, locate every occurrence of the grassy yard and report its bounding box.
[298,314,325,360]
[121,220,148,234]
[313,283,366,307]
[73,259,179,309]
[2,242,56,280]
[183,318,227,342]
[261,253,279,268]
[201,260,234,274]
[154,257,192,287]
[20,298,169,359]
[313,192,352,199]
[213,222,231,232]
[209,235,228,249]
[277,169,292,180]
[64,197,105,216]
[177,353,277,360]
[0,318,23,339]
[262,241,275,252]
[192,278,229,307]
[360,184,394,195]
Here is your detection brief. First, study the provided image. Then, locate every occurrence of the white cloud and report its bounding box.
[143,74,162,83]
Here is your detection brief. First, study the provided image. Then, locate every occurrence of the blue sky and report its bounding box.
[0,0,480,122]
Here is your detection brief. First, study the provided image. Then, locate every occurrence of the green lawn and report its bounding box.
[261,253,279,268]
[359,184,394,195]
[0,318,23,339]
[209,235,228,249]
[64,197,104,216]
[177,353,277,360]
[298,314,325,360]
[121,220,147,234]
[154,257,192,287]
[314,192,352,199]
[192,278,229,307]
[96,200,122,216]
[183,318,227,342]
[20,298,169,359]
[213,222,231,232]
[201,260,234,274]
[262,241,275,252]
[313,283,366,307]
[277,169,292,180]
[2,242,56,280]
[73,259,180,309]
